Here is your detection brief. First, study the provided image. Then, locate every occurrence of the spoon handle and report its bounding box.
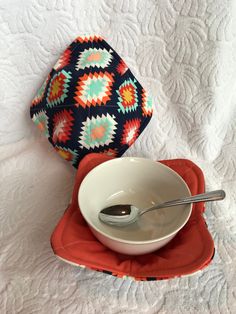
[140,190,226,216]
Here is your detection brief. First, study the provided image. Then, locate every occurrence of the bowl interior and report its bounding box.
[78,157,192,243]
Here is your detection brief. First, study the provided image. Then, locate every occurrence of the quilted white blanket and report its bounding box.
[0,0,236,313]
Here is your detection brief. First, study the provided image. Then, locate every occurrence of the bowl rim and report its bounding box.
[78,157,192,245]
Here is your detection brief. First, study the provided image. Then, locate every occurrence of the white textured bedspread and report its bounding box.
[0,0,236,313]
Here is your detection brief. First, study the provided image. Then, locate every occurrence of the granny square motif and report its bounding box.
[30,35,153,168]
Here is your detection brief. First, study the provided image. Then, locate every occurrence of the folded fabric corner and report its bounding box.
[30,35,154,168]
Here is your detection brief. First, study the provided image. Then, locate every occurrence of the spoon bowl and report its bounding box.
[79,157,193,255]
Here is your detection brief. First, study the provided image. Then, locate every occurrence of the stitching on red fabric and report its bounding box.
[51,157,214,279]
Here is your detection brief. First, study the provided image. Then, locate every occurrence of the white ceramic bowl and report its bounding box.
[78,157,192,255]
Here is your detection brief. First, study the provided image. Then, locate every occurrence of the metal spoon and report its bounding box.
[99,190,226,227]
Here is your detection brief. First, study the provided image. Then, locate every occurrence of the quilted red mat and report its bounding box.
[51,154,214,280]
